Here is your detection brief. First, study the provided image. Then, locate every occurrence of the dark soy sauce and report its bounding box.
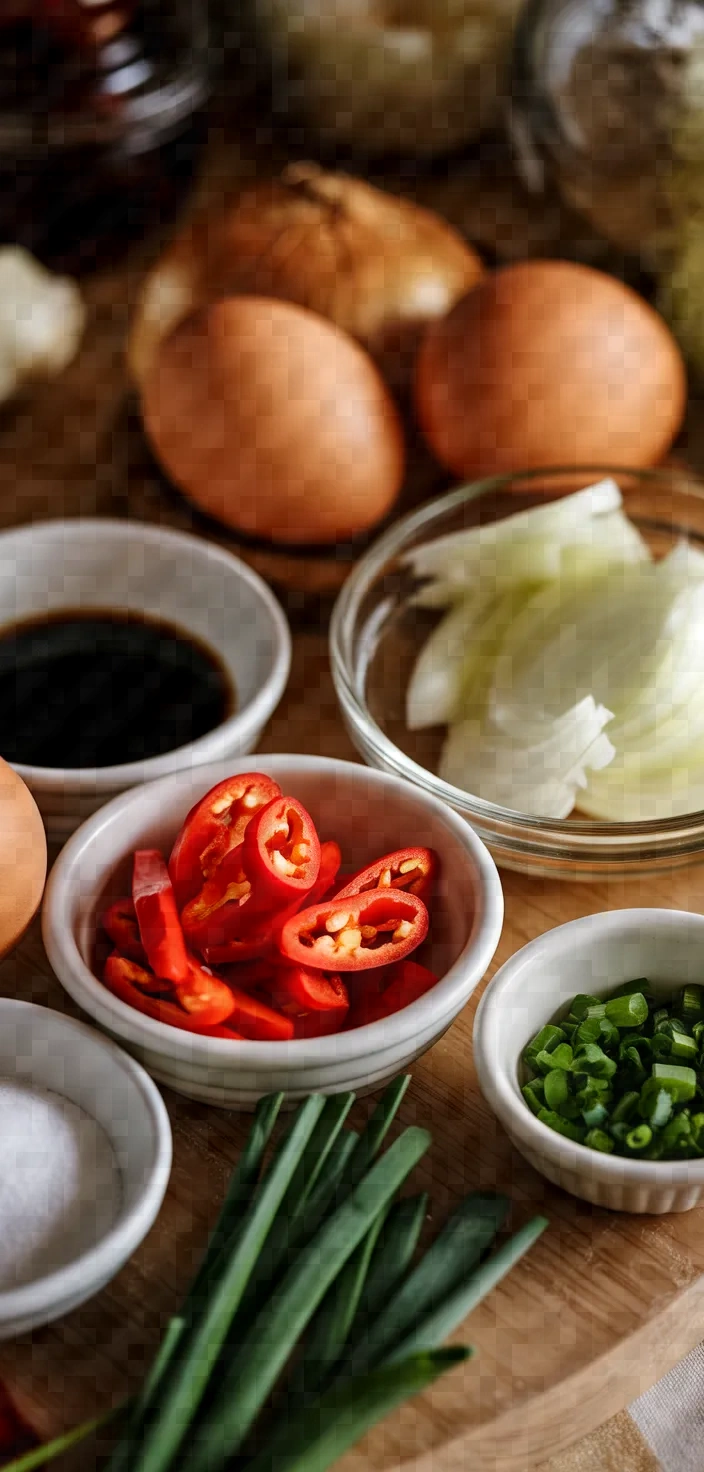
[0,609,234,768]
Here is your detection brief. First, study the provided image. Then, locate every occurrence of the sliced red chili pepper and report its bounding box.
[278,889,429,972]
[243,796,321,909]
[335,847,438,902]
[271,965,349,1016]
[226,984,294,1041]
[103,953,244,1037]
[348,959,439,1028]
[132,849,190,985]
[180,842,252,944]
[220,958,278,992]
[168,773,282,908]
[102,896,147,963]
[301,840,342,909]
[292,1009,348,1039]
[175,956,237,1027]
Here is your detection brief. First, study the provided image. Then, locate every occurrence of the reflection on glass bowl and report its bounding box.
[330,465,704,880]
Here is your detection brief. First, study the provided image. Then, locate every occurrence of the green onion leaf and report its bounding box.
[290,1209,390,1397]
[383,1216,549,1365]
[129,1094,327,1472]
[245,1348,472,1472]
[350,1193,428,1342]
[181,1126,432,1472]
[335,1192,509,1382]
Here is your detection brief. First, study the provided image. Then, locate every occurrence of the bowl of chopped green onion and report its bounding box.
[473,908,704,1213]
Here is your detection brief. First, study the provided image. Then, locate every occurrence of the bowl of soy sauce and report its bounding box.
[0,520,291,843]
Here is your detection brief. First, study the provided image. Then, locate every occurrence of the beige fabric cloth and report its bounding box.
[537,1342,704,1472]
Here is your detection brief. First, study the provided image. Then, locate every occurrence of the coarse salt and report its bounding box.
[0,1078,122,1291]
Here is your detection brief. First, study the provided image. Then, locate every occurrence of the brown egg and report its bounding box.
[141,296,406,546]
[415,261,687,477]
[0,759,46,959]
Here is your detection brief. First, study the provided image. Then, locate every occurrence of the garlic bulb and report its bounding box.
[0,249,86,405]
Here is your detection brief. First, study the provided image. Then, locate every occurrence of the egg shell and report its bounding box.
[0,758,46,958]
[415,260,688,477]
[141,296,406,547]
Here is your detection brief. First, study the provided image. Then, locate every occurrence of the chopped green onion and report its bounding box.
[584,1129,613,1153]
[651,1062,697,1102]
[570,1044,617,1080]
[582,1100,609,1129]
[576,1017,603,1046]
[612,978,651,999]
[611,1091,640,1124]
[604,992,649,1029]
[668,1031,698,1062]
[522,1082,545,1116]
[536,1109,586,1143]
[625,1124,652,1152]
[682,986,704,1022]
[638,1081,674,1129]
[543,1069,576,1115]
[652,1009,669,1031]
[523,1024,566,1068]
[535,1043,573,1074]
[662,1117,692,1151]
[567,995,601,1022]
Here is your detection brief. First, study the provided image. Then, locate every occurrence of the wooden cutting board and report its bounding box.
[0,113,703,1472]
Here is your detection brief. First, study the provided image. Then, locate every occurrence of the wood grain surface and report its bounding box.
[0,111,702,1472]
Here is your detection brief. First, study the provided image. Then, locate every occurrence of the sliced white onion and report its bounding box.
[404,477,704,820]
[438,696,615,818]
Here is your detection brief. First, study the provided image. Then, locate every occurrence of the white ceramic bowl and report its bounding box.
[0,519,291,844]
[0,998,171,1337]
[474,909,704,1214]
[43,755,504,1108]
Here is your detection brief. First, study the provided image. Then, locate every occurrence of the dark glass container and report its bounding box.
[0,0,210,272]
[510,0,704,271]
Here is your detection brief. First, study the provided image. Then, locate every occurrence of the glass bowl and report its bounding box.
[330,465,704,880]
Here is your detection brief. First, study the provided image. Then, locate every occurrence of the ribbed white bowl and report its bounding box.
[43,755,504,1108]
[474,909,704,1214]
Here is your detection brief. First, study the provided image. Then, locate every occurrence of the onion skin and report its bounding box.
[415,261,688,477]
[141,296,406,547]
[128,164,483,393]
[0,758,46,960]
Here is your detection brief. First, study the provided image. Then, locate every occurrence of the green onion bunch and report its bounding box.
[522,979,704,1158]
[10,1077,546,1472]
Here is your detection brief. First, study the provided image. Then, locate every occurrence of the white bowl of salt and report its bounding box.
[0,998,171,1338]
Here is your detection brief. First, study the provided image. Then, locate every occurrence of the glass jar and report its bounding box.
[249,0,524,159]
[510,0,704,273]
[0,0,210,273]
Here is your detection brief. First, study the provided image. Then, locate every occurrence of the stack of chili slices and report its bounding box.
[100,773,440,1041]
